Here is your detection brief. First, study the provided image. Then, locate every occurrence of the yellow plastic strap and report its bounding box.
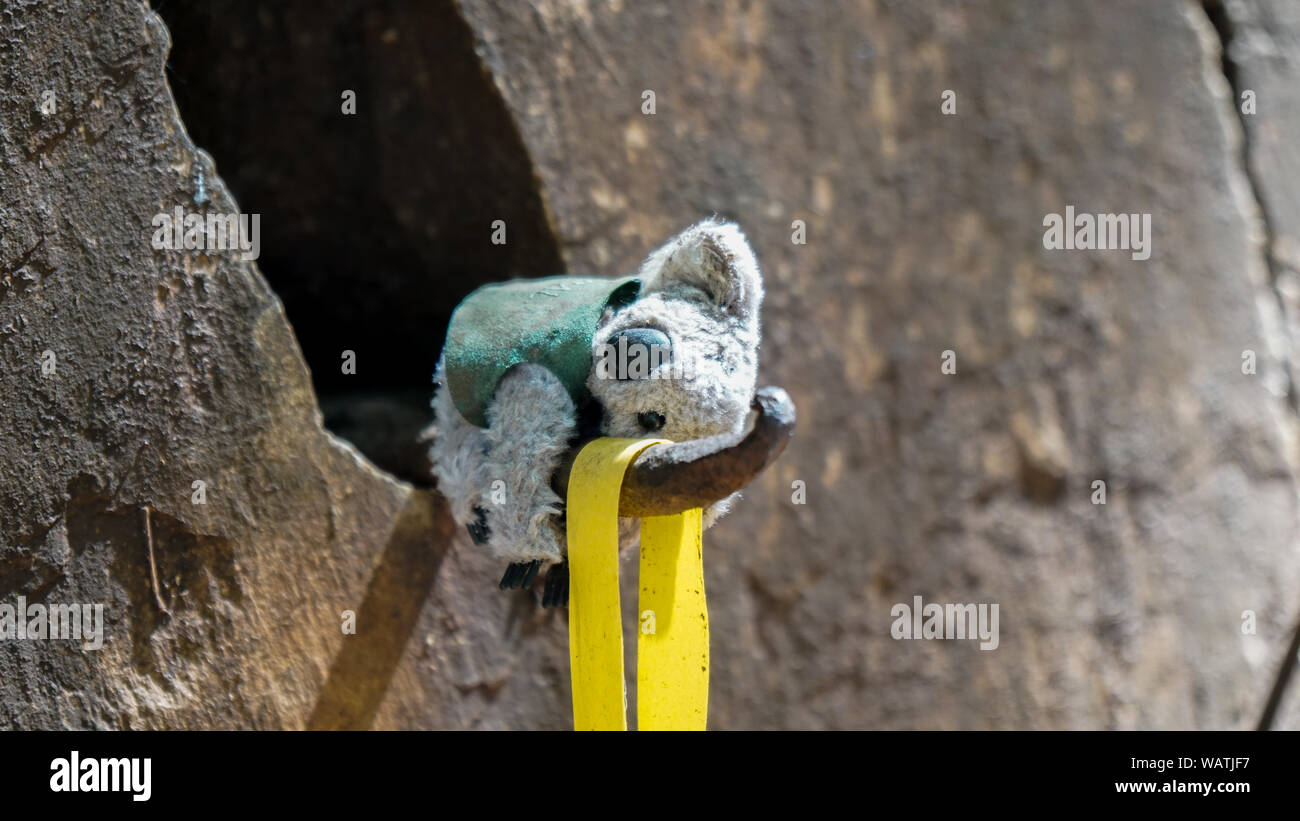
[637,508,708,730]
[566,437,708,731]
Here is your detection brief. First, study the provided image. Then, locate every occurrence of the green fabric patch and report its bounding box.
[443,274,641,427]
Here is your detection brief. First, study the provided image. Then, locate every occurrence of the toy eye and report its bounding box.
[637,411,666,432]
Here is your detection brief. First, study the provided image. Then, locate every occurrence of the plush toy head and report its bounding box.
[590,219,763,443]
[427,218,764,604]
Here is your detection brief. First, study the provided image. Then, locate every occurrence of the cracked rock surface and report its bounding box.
[1209,0,1300,729]
[0,0,558,730]
[458,0,1300,728]
[2,0,1299,729]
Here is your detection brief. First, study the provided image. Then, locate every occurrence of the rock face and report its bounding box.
[0,0,552,730]
[1211,0,1300,729]
[455,0,1300,729]
[2,0,1299,729]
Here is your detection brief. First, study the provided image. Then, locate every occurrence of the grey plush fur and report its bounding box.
[427,218,763,567]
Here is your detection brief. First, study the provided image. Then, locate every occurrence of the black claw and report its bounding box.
[541,566,555,607]
[500,560,541,591]
[541,568,555,608]
[520,560,541,590]
[500,561,528,590]
[467,506,490,545]
[542,561,570,608]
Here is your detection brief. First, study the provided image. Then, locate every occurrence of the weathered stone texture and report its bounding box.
[3,0,1298,729]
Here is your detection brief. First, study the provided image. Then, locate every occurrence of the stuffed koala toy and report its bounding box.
[427,219,763,604]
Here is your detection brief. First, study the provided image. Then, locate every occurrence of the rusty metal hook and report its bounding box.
[553,386,797,517]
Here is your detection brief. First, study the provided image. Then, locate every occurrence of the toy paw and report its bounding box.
[465,493,565,567]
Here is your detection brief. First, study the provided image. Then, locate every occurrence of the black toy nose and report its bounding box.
[606,328,672,380]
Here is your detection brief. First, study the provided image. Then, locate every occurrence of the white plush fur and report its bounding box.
[428,219,763,567]
[589,219,762,442]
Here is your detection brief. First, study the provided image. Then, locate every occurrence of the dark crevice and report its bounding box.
[1259,617,1300,730]
[1202,0,1300,731]
[1203,0,1296,413]
[152,0,564,483]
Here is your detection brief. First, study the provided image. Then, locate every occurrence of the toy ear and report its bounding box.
[605,278,641,311]
[640,220,762,318]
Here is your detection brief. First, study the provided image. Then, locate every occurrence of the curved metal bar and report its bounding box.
[554,386,797,517]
